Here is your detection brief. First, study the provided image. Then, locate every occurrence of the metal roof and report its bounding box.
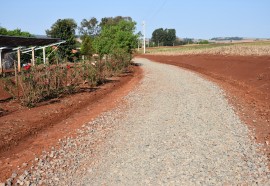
[0,35,61,48]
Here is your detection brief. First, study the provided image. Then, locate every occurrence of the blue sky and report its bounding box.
[0,0,269,39]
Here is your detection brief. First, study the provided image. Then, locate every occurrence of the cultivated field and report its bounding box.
[146,41,270,56]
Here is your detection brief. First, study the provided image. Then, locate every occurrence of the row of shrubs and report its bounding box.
[3,54,132,107]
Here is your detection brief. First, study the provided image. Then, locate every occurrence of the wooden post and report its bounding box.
[17,48,21,72]
[31,47,35,66]
[43,47,46,64]
[82,55,85,62]
[13,59,19,98]
[0,49,2,75]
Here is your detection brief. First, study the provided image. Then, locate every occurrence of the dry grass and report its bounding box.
[147,42,270,56]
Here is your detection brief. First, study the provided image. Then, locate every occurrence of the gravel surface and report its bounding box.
[4,58,270,185]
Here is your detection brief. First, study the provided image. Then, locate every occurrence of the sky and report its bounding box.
[0,0,269,39]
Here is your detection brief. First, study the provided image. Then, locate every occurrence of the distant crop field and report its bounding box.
[146,41,270,56]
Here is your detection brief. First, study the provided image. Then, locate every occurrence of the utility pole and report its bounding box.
[142,21,146,54]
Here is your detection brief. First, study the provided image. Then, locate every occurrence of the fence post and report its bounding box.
[0,49,2,75]
[31,47,35,66]
[17,48,21,72]
[43,47,46,64]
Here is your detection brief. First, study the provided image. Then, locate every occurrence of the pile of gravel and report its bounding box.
[3,58,270,185]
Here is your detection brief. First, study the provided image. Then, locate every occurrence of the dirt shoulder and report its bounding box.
[0,65,143,181]
[141,54,270,160]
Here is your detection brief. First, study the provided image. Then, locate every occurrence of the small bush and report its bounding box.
[3,62,98,107]
[2,53,133,107]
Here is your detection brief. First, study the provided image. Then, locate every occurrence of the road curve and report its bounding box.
[7,58,270,185]
[75,58,270,185]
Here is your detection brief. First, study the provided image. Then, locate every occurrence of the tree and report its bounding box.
[80,35,93,59]
[78,17,100,60]
[151,28,165,46]
[93,18,138,61]
[198,40,209,44]
[7,29,32,37]
[164,29,176,46]
[0,27,32,37]
[0,27,8,35]
[46,19,77,62]
[100,16,132,28]
[78,17,100,39]
[151,28,176,46]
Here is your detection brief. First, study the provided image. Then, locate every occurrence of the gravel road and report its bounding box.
[5,58,270,185]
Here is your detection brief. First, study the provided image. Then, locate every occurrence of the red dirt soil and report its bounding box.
[142,54,270,160]
[0,65,143,182]
[1,55,269,180]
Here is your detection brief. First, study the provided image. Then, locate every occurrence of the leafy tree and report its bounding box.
[0,27,32,37]
[93,18,138,61]
[7,29,32,37]
[78,17,99,60]
[198,40,209,44]
[0,27,8,35]
[80,35,93,59]
[46,19,77,62]
[164,29,176,46]
[151,28,176,46]
[100,16,132,28]
[78,17,100,39]
[151,28,165,46]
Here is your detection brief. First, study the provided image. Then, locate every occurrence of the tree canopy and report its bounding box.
[99,16,133,28]
[46,19,77,61]
[0,27,32,37]
[80,35,93,58]
[78,17,100,39]
[151,28,176,46]
[93,17,138,61]
[78,17,101,59]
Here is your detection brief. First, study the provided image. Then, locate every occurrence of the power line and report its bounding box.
[146,0,168,22]
[142,0,168,43]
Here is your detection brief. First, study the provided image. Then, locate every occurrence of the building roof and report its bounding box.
[0,35,61,48]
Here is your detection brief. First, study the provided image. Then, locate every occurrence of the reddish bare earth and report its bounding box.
[142,54,270,160]
[1,55,270,181]
[0,65,143,181]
